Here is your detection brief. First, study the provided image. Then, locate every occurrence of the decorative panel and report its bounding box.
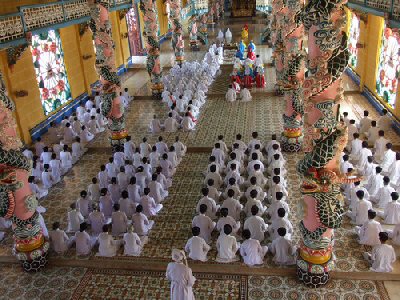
[348,13,360,69]
[0,14,24,43]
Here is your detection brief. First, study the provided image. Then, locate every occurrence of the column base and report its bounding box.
[296,255,335,288]
[281,134,302,152]
[15,240,50,272]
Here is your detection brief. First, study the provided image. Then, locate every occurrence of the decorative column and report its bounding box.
[296,0,351,287]
[271,0,285,95]
[0,72,49,271]
[279,0,305,152]
[198,14,208,45]
[168,0,185,64]
[139,0,164,98]
[89,0,127,150]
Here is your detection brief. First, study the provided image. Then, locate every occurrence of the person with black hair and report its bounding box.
[359,110,372,135]
[373,176,395,208]
[75,222,96,256]
[357,141,372,171]
[269,208,293,240]
[192,204,216,244]
[245,176,266,200]
[267,192,290,222]
[267,177,288,202]
[217,208,240,235]
[49,221,73,254]
[196,188,219,220]
[97,224,122,257]
[204,164,223,188]
[380,143,396,173]
[123,224,142,256]
[216,224,240,263]
[349,132,362,161]
[388,152,400,187]
[149,114,163,134]
[244,189,266,217]
[265,134,280,153]
[363,232,396,272]
[379,192,400,224]
[240,229,268,266]
[268,227,296,265]
[185,226,211,261]
[211,143,225,166]
[111,203,128,236]
[221,189,243,221]
[149,173,168,203]
[244,205,268,242]
[132,204,154,236]
[356,210,383,246]
[365,166,384,198]
[207,179,222,200]
[141,187,163,217]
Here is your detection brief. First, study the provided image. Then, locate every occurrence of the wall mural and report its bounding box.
[376,26,400,109]
[31,30,72,116]
[348,13,360,69]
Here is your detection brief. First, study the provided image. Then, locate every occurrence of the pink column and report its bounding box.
[296,0,354,287]
[168,0,185,64]
[0,71,49,271]
[271,0,285,96]
[89,0,127,149]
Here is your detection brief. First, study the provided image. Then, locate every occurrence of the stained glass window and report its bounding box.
[126,7,144,56]
[31,29,71,115]
[348,13,360,69]
[376,26,400,109]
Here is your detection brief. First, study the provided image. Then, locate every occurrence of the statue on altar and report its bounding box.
[241,24,249,41]
[248,40,256,52]
[247,48,256,61]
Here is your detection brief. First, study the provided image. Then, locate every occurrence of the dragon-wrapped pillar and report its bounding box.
[198,14,208,45]
[89,0,127,150]
[271,0,285,95]
[279,0,305,152]
[139,0,164,98]
[296,0,350,287]
[168,0,185,65]
[0,72,49,271]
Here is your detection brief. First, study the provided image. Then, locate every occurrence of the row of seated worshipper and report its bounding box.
[46,139,187,257]
[340,112,399,272]
[184,133,296,266]
[157,45,222,133]
[23,106,109,197]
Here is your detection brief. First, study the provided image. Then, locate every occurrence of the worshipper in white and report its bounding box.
[49,222,73,254]
[216,208,240,235]
[124,136,135,160]
[359,110,372,136]
[123,225,142,256]
[347,120,358,143]
[67,202,84,232]
[185,226,211,262]
[244,205,268,242]
[99,188,113,218]
[377,108,392,131]
[88,204,106,235]
[74,222,96,256]
[119,190,136,218]
[221,189,243,221]
[365,120,380,145]
[240,88,252,102]
[244,190,267,217]
[97,224,122,257]
[166,249,196,300]
[379,143,396,173]
[132,204,154,236]
[111,204,128,236]
[225,85,237,102]
[372,176,395,208]
[240,229,268,266]
[216,224,240,263]
[268,227,297,265]
[350,190,372,225]
[192,204,216,244]
[76,190,91,218]
[365,166,384,198]
[356,210,383,246]
[388,152,400,187]
[378,192,400,224]
[374,130,389,162]
[196,188,219,220]
[363,232,396,272]
[149,115,163,134]
[269,208,293,240]
[141,187,163,217]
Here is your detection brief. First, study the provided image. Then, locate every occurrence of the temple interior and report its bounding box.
[0,0,400,299]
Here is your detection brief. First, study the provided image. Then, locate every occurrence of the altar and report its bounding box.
[231,0,256,17]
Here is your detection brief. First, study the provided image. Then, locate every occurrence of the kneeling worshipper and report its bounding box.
[363,232,396,272]
[240,88,252,102]
[356,210,383,246]
[97,224,123,257]
[75,222,96,256]
[240,229,268,267]
[49,222,74,254]
[378,192,400,224]
[185,226,211,262]
[216,224,240,263]
[123,225,143,256]
[225,85,237,102]
[268,227,297,265]
[166,249,196,300]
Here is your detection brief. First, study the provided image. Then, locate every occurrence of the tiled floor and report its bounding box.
[1,14,400,300]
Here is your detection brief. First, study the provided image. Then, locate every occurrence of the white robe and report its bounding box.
[89,211,105,235]
[357,220,383,246]
[132,212,154,236]
[216,233,239,263]
[374,137,389,161]
[354,199,372,225]
[240,88,252,102]
[240,238,268,266]
[225,89,236,102]
[185,236,210,262]
[381,149,397,173]
[192,214,215,243]
[244,216,268,242]
[75,231,95,256]
[370,244,396,272]
[67,210,84,232]
[166,262,196,300]
[388,160,400,186]
[49,229,71,253]
[97,232,121,257]
[221,198,243,221]
[382,201,400,224]
[269,236,296,265]
[111,211,128,236]
[123,232,142,256]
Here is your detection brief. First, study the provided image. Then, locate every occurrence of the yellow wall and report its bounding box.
[77,28,98,92]
[157,0,169,36]
[0,49,45,144]
[60,26,86,100]
[119,12,131,61]
[110,11,124,68]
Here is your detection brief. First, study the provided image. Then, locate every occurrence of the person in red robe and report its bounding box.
[247,49,256,61]
[255,66,265,88]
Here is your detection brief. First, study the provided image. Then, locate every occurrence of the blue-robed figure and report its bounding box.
[235,48,244,60]
[239,40,246,53]
[248,40,256,52]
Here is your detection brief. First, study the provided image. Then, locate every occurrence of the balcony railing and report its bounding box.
[348,0,400,26]
[0,0,134,48]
